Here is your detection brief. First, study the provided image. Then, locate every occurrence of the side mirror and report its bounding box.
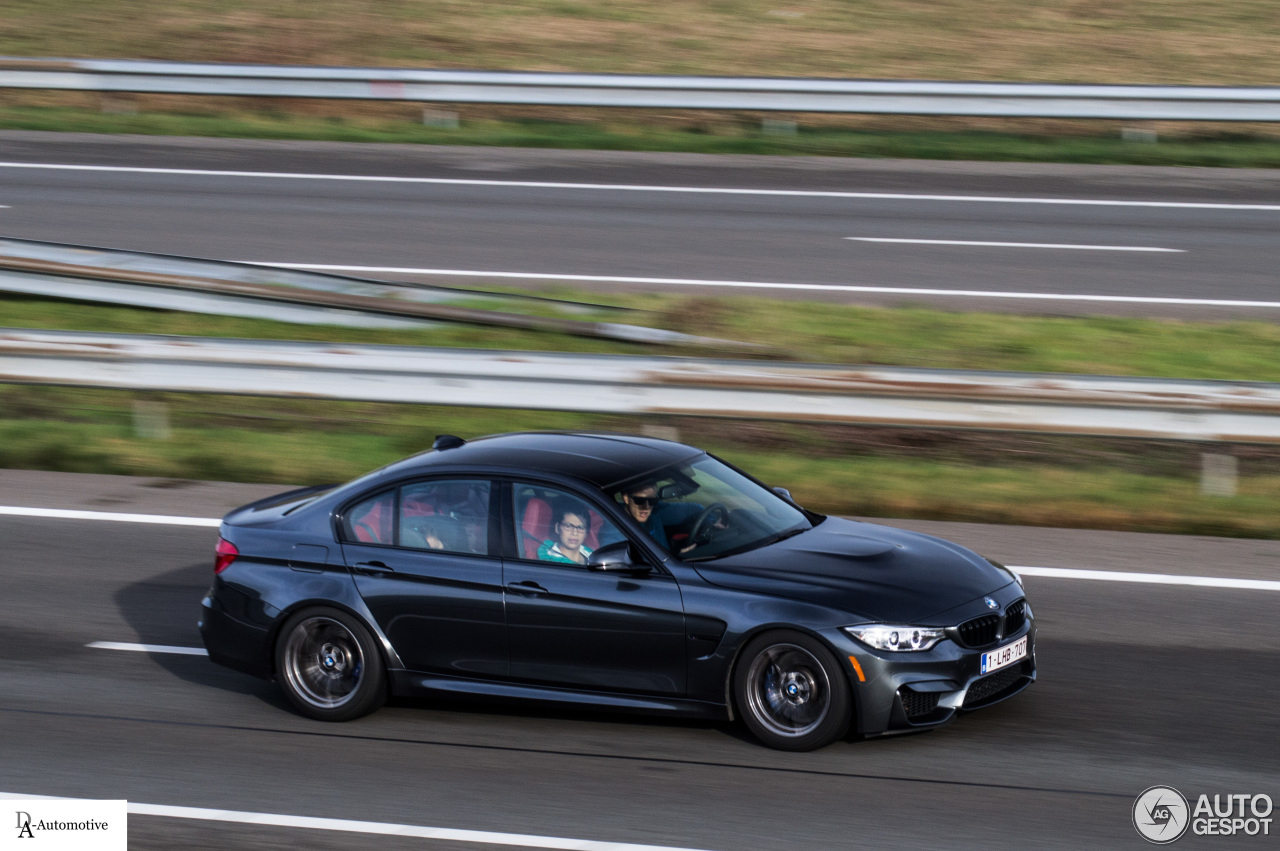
[772,486,795,503]
[588,541,651,574]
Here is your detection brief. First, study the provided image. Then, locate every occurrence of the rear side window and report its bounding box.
[399,480,492,556]
[344,490,395,544]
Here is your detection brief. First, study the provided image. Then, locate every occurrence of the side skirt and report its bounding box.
[389,670,729,720]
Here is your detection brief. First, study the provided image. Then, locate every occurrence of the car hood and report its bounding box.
[690,517,1015,623]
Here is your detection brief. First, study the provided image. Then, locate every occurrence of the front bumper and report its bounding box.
[827,600,1037,735]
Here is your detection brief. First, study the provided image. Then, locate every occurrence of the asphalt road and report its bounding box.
[2,131,1280,318]
[1,470,1277,849]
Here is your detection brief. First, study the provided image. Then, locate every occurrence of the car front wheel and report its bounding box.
[275,607,386,721]
[734,630,852,751]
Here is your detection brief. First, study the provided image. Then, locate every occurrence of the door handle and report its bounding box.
[353,560,394,575]
[505,580,549,596]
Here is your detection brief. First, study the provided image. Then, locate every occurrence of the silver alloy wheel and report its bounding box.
[744,642,831,738]
[281,616,366,709]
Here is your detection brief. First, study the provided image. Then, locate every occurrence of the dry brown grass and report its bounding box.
[3,0,1280,85]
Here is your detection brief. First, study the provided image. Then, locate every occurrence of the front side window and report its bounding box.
[612,455,812,559]
[512,482,622,566]
[399,479,492,555]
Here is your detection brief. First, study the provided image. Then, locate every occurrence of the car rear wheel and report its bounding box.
[734,630,851,751]
[276,607,386,721]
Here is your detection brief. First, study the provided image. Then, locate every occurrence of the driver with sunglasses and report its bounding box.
[621,484,707,552]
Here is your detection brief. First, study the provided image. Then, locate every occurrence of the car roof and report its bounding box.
[374,431,705,489]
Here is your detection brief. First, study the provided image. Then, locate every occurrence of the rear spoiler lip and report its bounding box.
[221,482,340,524]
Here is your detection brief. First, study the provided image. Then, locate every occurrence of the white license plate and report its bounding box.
[980,635,1027,675]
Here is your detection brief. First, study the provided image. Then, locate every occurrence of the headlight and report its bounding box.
[844,624,947,652]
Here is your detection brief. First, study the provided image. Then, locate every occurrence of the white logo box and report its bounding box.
[5,798,126,851]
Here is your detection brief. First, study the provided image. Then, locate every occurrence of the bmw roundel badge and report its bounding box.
[984,597,998,610]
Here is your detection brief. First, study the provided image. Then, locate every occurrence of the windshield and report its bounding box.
[610,455,814,560]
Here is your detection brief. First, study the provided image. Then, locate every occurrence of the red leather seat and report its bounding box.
[353,496,392,543]
[401,498,436,518]
[586,509,604,550]
[520,497,553,559]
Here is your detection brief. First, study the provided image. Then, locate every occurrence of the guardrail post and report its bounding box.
[641,424,681,443]
[1121,127,1158,143]
[1200,452,1238,497]
[100,93,137,115]
[423,108,459,129]
[132,399,171,440]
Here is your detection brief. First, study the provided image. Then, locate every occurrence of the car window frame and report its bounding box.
[335,476,501,558]
[498,477,668,575]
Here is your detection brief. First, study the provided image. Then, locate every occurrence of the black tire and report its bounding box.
[275,607,386,722]
[733,630,852,751]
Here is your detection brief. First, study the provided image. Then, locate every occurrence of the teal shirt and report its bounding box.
[537,540,592,564]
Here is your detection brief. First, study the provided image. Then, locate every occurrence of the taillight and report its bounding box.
[214,537,239,574]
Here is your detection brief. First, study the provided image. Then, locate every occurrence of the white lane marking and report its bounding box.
[2,161,1279,210]
[0,506,220,526]
[87,641,208,656]
[847,237,1184,252]
[0,792,715,851]
[1011,565,1280,591]
[247,263,1280,308]
[7,506,1279,591]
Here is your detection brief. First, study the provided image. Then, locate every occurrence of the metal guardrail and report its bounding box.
[3,57,1280,121]
[0,238,743,348]
[3,328,1279,443]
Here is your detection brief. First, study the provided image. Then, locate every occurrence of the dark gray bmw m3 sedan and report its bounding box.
[200,431,1035,750]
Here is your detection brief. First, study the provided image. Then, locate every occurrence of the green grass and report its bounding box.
[1,388,1275,538]
[726,451,1280,539]
[7,106,1280,168]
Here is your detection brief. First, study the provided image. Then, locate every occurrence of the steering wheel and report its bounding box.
[687,503,729,548]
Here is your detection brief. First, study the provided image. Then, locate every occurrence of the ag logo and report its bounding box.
[1134,786,1190,843]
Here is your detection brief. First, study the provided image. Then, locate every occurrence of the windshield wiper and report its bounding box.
[763,526,808,546]
[684,525,809,562]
